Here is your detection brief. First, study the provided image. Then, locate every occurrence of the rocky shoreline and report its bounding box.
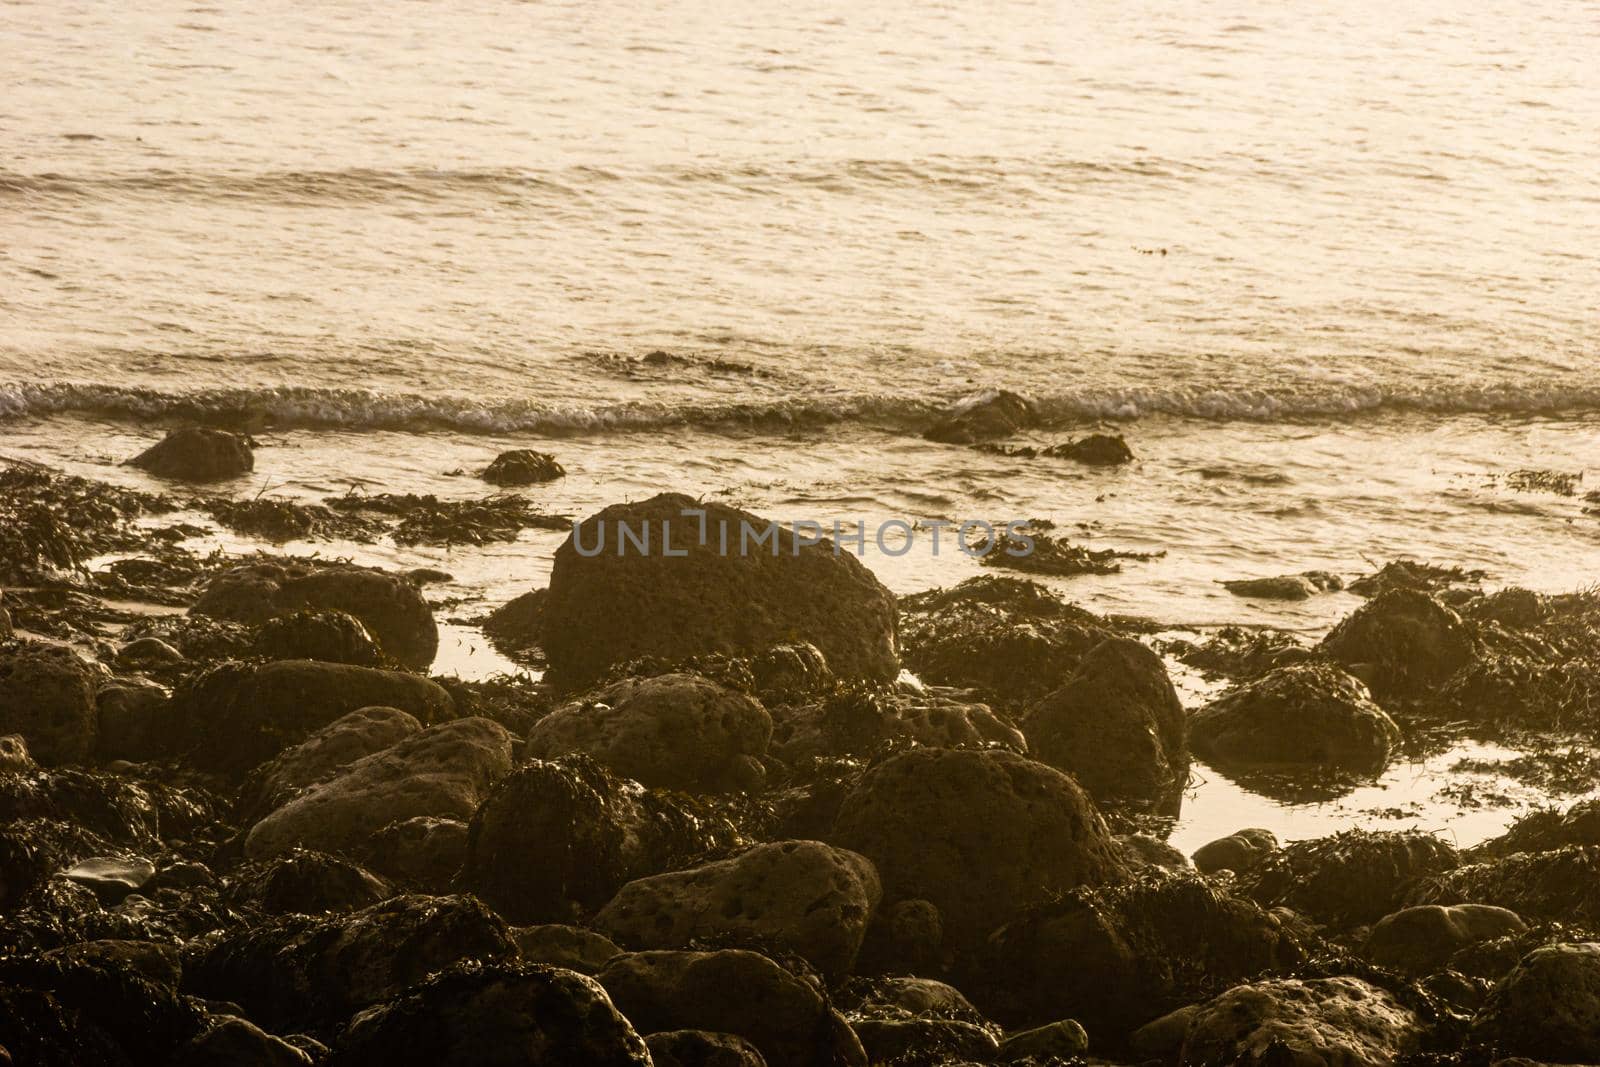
[3,428,1600,1066]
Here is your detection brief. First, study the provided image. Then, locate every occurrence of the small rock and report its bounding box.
[482,449,566,486]
[128,428,253,482]
[0,733,35,774]
[595,840,880,977]
[1053,433,1133,465]
[597,949,866,1067]
[998,1019,1088,1062]
[244,717,513,859]
[226,850,392,915]
[512,924,623,974]
[332,960,651,1067]
[646,1030,769,1067]
[173,1015,312,1067]
[527,673,772,794]
[252,610,383,667]
[924,390,1035,444]
[1222,572,1344,601]
[1470,942,1600,1063]
[62,855,157,902]
[482,589,545,655]
[1364,904,1528,976]
[1192,828,1279,875]
[116,637,185,668]
[0,641,98,765]
[1178,976,1421,1067]
[1191,663,1401,770]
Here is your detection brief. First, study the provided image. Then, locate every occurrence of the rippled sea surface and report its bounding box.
[4,0,1600,844]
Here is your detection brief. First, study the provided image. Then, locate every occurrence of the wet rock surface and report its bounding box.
[1362,904,1528,976]
[1321,588,1474,698]
[0,641,99,765]
[1174,976,1422,1067]
[481,448,566,486]
[541,493,899,688]
[1469,942,1600,1063]
[595,840,880,977]
[1191,662,1401,771]
[1241,829,1460,928]
[129,428,255,482]
[527,673,772,793]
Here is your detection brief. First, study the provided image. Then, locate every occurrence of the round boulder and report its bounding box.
[1177,977,1422,1067]
[1190,663,1401,771]
[829,748,1123,952]
[541,494,898,689]
[128,427,253,482]
[1363,904,1527,976]
[1192,828,1279,875]
[595,840,880,977]
[526,673,771,794]
[482,450,565,487]
[252,610,384,667]
[1321,588,1474,698]
[1024,637,1187,805]
[0,641,98,765]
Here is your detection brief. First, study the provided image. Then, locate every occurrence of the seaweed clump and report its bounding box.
[326,492,568,546]
[203,497,380,543]
[0,464,170,581]
[974,522,1163,578]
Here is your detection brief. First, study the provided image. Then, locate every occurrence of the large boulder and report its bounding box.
[1174,977,1422,1067]
[330,961,651,1067]
[595,841,880,977]
[898,577,1115,712]
[0,641,98,765]
[526,674,771,793]
[923,391,1035,444]
[240,705,424,818]
[1023,637,1187,805]
[980,872,1303,1036]
[128,427,253,482]
[251,610,384,667]
[192,563,438,670]
[1190,663,1401,771]
[1241,829,1459,927]
[1321,588,1474,698]
[182,894,515,1031]
[1470,942,1600,1063]
[1362,904,1528,976]
[168,660,453,776]
[647,1030,769,1067]
[244,717,513,859]
[829,748,1123,952]
[482,449,565,487]
[462,757,723,924]
[540,494,898,688]
[596,949,867,1067]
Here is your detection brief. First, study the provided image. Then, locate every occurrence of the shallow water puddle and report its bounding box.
[1166,739,1597,856]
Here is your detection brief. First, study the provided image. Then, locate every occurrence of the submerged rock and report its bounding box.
[526,673,771,794]
[1222,571,1344,601]
[331,960,651,1067]
[898,576,1116,712]
[1362,904,1528,976]
[0,641,98,765]
[1023,636,1187,806]
[481,449,566,486]
[924,390,1035,444]
[980,871,1302,1036]
[244,717,513,859]
[182,894,515,1030]
[1470,942,1600,1063]
[168,659,453,776]
[1174,976,1422,1067]
[541,494,898,689]
[192,562,439,670]
[597,949,867,1067]
[1190,663,1401,770]
[829,747,1122,953]
[595,840,880,977]
[1321,588,1474,698]
[128,427,254,482]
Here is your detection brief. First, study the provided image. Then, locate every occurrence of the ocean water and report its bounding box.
[4,1,1599,844]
